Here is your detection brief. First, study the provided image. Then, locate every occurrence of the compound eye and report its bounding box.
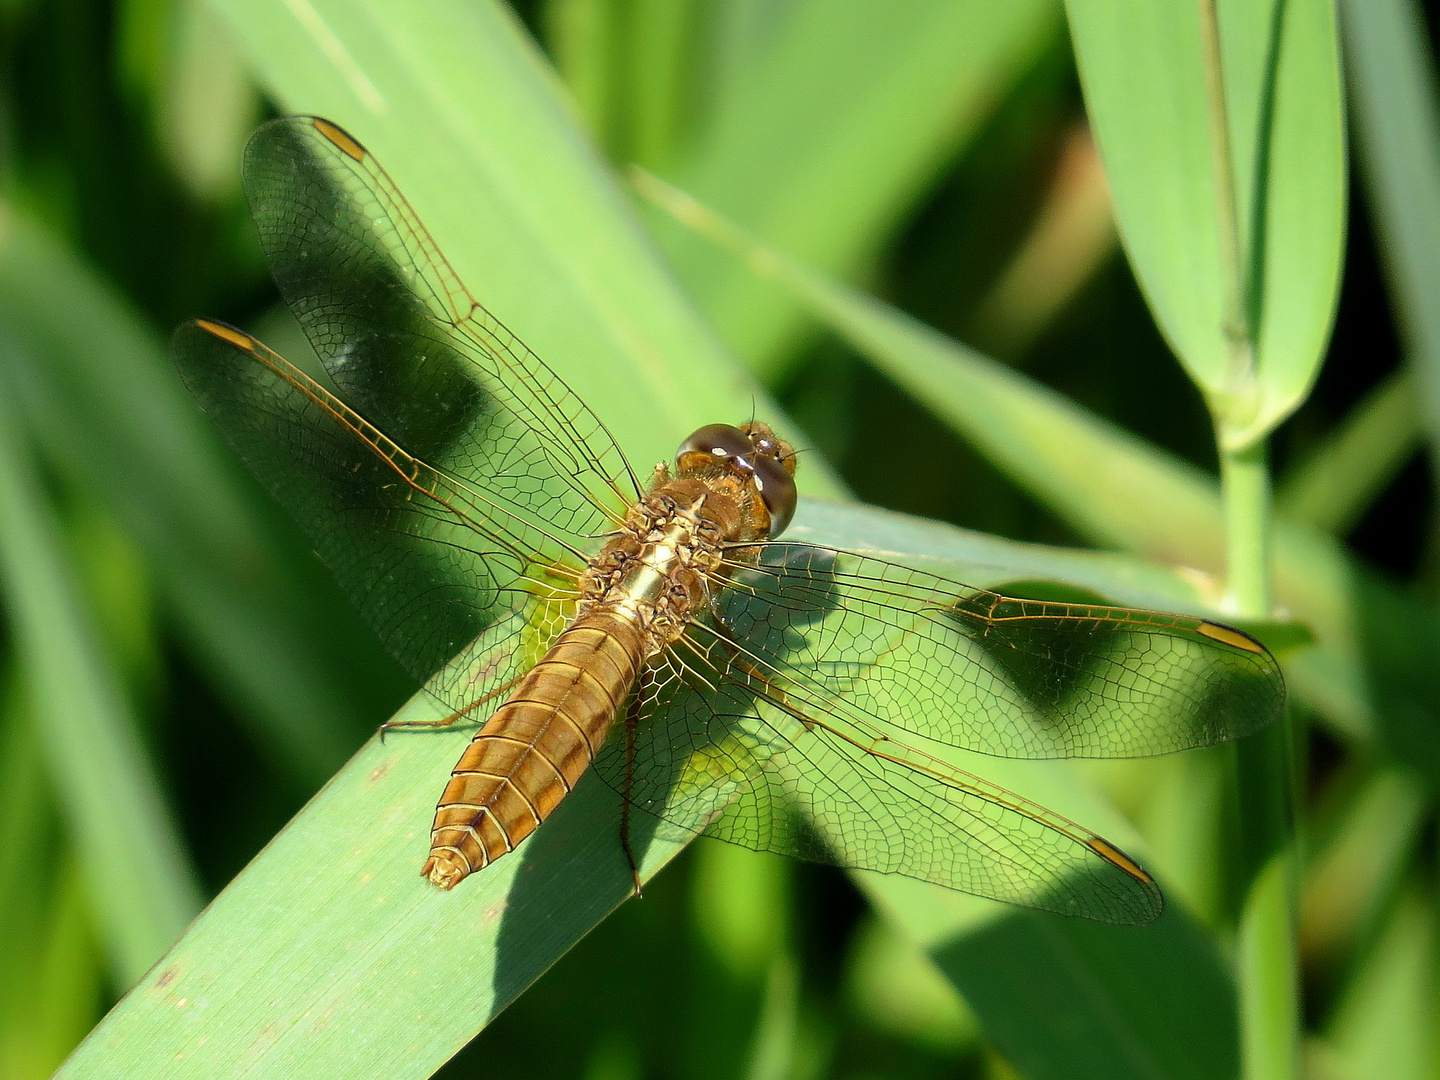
[677,423,752,465]
[751,454,797,537]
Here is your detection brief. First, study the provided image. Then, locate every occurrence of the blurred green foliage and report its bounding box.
[0,1,1433,1078]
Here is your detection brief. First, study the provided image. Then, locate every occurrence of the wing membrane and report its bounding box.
[717,543,1285,759]
[175,115,636,700]
[241,116,639,547]
[594,541,1282,922]
[172,318,579,701]
[595,637,1162,924]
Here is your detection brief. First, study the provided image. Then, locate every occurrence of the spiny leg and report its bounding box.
[620,676,646,898]
[380,672,524,740]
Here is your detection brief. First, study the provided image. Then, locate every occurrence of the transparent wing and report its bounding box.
[593,542,1283,923]
[174,115,634,701]
[241,115,640,549]
[717,543,1286,759]
[171,319,579,706]
[595,637,1163,925]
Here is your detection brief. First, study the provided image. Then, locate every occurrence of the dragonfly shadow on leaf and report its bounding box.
[247,118,488,467]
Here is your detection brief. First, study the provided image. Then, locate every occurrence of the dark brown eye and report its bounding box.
[677,424,753,463]
[752,454,796,536]
[676,422,796,536]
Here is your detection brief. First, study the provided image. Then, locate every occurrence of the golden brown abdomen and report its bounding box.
[422,610,645,889]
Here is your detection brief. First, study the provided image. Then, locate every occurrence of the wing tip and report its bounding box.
[310,117,369,162]
[1084,835,1165,924]
[191,317,258,352]
[1196,619,1268,655]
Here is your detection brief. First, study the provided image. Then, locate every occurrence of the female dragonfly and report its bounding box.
[173,117,1284,926]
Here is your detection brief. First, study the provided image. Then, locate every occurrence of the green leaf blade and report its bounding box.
[0,389,201,986]
[1066,0,1345,442]
[648,0,1061,377]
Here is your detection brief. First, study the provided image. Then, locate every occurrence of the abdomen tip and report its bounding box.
[422,853,469,890]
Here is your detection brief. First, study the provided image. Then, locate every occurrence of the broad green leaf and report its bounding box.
[644,0,1060,377]
[0,385,200,984]
[55,497,1242,1080]
[0,201,400,785]
[1342,0,1440,483]
[1066,0,1345,447]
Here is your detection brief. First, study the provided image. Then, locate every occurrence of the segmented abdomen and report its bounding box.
[422,610,645,889]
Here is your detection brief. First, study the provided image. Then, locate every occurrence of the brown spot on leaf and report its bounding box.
[368,758,395,784]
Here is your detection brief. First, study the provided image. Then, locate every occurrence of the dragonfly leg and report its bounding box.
[619,680,646,899]
[379,673,522,741]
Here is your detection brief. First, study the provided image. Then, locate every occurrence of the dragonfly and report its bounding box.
[173,116,1285,926]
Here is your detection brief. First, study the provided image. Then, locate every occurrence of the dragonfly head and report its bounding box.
[676,422,798,538]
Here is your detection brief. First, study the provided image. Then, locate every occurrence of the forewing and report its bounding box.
[718,543,1286,759]
[595,638,1162,924]
[172,320,579,706]
[241,116,639,547]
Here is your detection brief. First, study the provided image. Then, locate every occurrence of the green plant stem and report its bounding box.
[1221,441,1273,617]
[1201,3,1298,1074]
[1236,842,1299,1080]
[1223,439,1297,1080]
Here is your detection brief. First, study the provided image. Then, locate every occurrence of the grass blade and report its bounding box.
[1342,0,1440,481]
[1065,0,1345,445]
[0,202,402,785]
[0,382,200,985]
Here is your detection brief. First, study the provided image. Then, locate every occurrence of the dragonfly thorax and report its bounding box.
[577,475,748,657]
